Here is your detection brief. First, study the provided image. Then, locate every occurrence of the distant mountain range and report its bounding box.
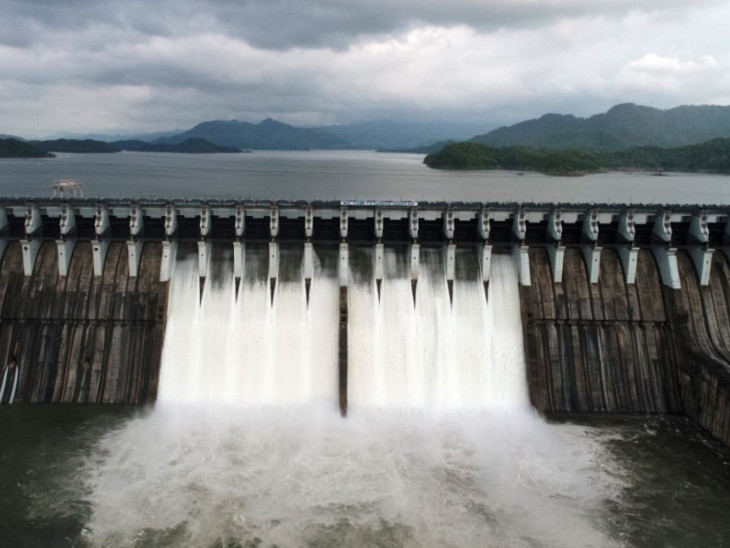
[4,103,730,156]
[42,129,183,143]
[154,118,486,151]
[320,120,487,150]
[3,119,479,154]
[156,118,348,150]
[471,103,730,151]
[154,105,730,152]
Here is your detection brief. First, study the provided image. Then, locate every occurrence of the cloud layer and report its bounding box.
[1,0,729,137]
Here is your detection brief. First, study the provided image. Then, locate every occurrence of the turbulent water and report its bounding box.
[78,250,618,546]
[79,408,625,547]
[1,246,730,546]
[3,405,728,547]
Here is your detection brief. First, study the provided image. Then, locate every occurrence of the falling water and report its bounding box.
[78,245,626,547]
[157,245,339,406]
[349,249,528,409]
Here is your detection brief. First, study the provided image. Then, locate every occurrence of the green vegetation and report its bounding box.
[605,138,730,173]
[424,138,730,176]
[1,137,241,157]
[424,142,602,175]
[30,138,119,153]
[0,138,54,158]
[424,142,499,169]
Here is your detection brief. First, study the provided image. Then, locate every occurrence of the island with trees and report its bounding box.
[0,137,242,157]
[423,138,730,176]
[0,138,55,158]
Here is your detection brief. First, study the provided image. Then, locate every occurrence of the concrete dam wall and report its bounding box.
[0,241,167,404]
[0,198,729,446]
[666,253,730,445]
[521,247,682,415]
[521,247,730,446]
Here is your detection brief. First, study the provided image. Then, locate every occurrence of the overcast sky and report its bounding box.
[2,0,729,138]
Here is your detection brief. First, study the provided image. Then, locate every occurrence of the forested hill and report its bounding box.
[0,138,54,158]
[22,138,241,154]
[471,103,730,151]
[0,137,241,157]
[424,138,730,176]
[29,139,119,153]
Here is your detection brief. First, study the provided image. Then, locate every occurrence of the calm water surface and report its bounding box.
[1,150,728,204]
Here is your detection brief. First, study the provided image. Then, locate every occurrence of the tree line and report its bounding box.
[423,138,730,175]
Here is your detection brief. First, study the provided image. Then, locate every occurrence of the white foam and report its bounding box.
[82,407,623,547]
[82,247,622,547]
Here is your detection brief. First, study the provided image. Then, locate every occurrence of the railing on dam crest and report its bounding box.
[0,198,727,290]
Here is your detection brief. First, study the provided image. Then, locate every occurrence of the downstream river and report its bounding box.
[1,406,729,547]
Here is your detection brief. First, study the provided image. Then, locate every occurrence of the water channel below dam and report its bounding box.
[2,403,730,545]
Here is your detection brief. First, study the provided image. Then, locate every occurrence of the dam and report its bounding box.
[0,198,729,445]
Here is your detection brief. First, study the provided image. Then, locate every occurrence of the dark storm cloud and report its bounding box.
[198,0,710,50]
[0,0,715,50]
[1,0,728,136]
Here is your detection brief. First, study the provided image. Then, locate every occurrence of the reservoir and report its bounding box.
[1,149,729,203]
